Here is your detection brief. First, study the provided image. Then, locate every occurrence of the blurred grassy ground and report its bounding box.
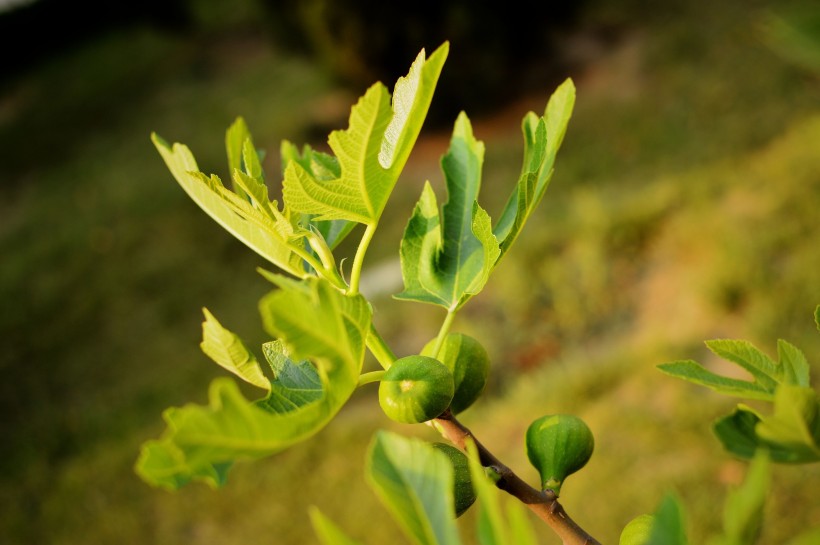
[1,0,819,544]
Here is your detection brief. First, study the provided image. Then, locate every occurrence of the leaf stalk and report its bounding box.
[430,309,457,360]
[366,324,397,369]
[349,223,378,295]
[357,370,386,387]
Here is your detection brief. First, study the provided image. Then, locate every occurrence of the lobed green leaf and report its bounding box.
[777,339,810,387]
[657,360,773,401]
[397,79,573,311]
[660,337,813,402]
[494,79,575,261]
[705,339,780,391]
[136,277,371,489]
[152,133,305,276]
[396,113,500,310]
[280,140,356,251]
[283,44,449,226]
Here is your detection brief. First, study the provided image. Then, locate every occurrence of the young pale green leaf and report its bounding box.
[657,360,773,401]
[379,44,449,174]
[815,305,820,331]
[721,452,769,545]
[283,44,448,226]
[226,117,251,178]
[310,508,366,545]
[136,377,358,486]
[705,339,780,392]
[135,278,371,490]
[200,308,270,391]
[135,435,232,490]
[645,494,688,545]
[366,431,461,545]
[280,140,355,251]
[152,133,305,276]
[396,113,500,310]
[225,116,252,197]
[662,336,815,402]
[493,79,575,261]
[777,339,810,387]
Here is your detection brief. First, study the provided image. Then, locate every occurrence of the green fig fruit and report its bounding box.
[619,514,654,545]
[422,333,490,414]
[432,443,477,517]
[525,414,594,496]
[379,356,454,424]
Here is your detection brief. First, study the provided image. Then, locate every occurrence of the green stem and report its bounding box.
[430,309,457,359]
[290,243,347,291]
[366,323,397,369]
[357,370,385,387]
[348,222,377,295]
[307,231,341,277]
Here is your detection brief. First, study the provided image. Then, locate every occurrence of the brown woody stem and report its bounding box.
[434,410,603,545]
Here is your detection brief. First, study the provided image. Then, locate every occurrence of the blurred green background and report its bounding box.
[1,0,819,543]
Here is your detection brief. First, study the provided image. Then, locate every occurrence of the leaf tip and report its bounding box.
[150,131,169,149]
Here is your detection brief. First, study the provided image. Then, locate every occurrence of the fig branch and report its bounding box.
[434,410,602,545]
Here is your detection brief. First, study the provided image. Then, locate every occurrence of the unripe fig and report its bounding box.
[525,414,594,496]
[422,333,490,414]
[379,356,454,424]
[432,443,476,517]
[619,514,654,545]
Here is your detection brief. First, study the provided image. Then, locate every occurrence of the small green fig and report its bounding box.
[379,356,454,424]
[525,414,594,496]
[422,333,490,414]
[432,443,476,517]
[619,514,654,545]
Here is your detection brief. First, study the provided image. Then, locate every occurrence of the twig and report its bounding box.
[434,410,603,545]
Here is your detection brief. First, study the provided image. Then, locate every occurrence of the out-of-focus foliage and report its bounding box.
[258,0,585,120]
[761,5,820,74]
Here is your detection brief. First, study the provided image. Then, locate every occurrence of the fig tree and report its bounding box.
[432,442,476,517]
[525,414,594,496]
[422,333,490,414]
[379,355,454,424]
